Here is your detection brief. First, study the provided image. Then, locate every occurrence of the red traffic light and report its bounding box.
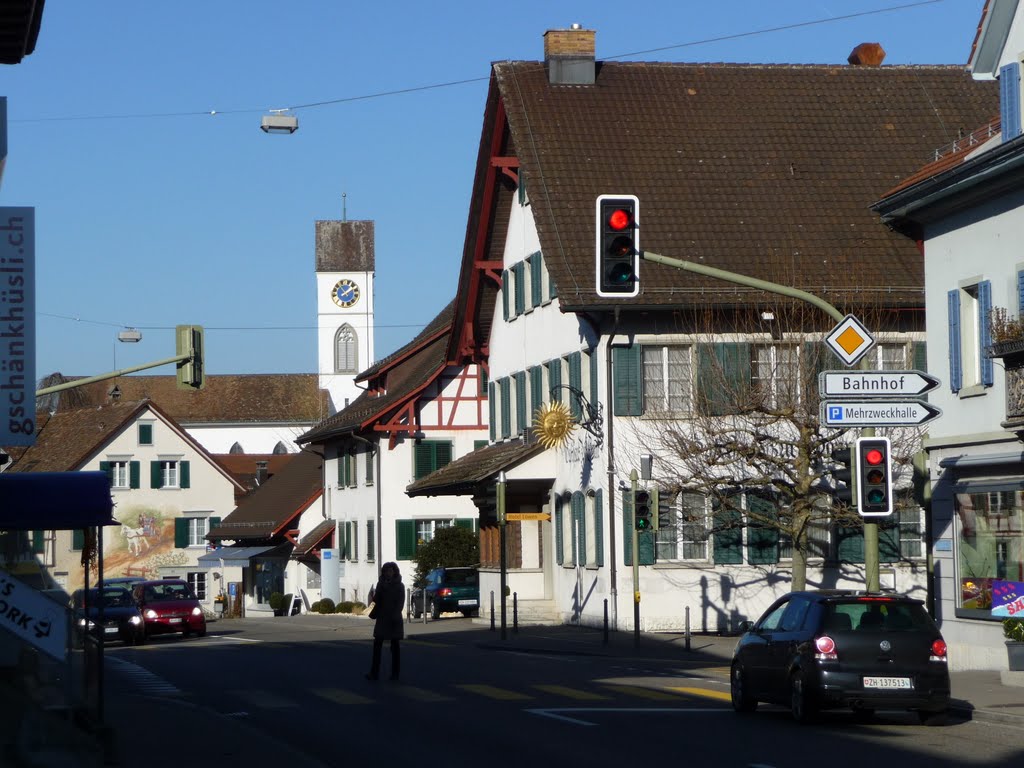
[864,448,884,466]
[607,208,632,231]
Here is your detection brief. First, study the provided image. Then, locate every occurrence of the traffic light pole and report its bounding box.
[630,469,640,646]
[35,353,191,396]
[639,250,881,591]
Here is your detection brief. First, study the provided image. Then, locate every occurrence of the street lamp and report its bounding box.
[261,109,298,134]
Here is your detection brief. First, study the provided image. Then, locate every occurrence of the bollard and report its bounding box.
[685,605,691,651]
[603,599,609,645]
[490,590,495,631]
[513,592,518,634]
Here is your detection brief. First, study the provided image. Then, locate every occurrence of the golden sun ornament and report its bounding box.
[534,401,577,448]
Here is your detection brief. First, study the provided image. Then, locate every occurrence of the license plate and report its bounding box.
[458,599,478,607]
[103,627,118,634]
[168,618,182,624]
[863,677,912,689]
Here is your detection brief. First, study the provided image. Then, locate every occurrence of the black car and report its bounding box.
[410,567,480,619]
[72,586,146,646]
[730,590,950,724]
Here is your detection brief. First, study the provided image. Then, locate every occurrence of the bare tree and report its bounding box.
[623,300,924,591]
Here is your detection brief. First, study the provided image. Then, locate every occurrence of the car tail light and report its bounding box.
[815,635,838,661]
[930,639,948,663]
[438,588,452,597]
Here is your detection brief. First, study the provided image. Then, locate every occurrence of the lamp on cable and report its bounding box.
[261,108,298,134]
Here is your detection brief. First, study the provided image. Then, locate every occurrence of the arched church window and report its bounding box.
[335,324,358,374]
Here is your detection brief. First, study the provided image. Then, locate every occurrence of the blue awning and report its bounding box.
[196,546,278,564]
[0,472,116,529]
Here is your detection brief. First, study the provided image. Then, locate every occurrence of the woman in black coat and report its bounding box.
[367,561,405,681]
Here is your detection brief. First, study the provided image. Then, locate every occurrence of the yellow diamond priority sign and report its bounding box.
[824,314,875,367]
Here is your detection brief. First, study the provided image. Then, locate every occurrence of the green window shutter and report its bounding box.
[837,525,865,564]
[138,423,153,445]
[502,269,510,321]
[595,490,604,567]
[500,378,511,439]
[474,440,488,451]
[367,520,376,561]
[613,345,642,416]
[568,352,583,420]
[455,519,473,531]
[697,343,750,416]
[31,530,45,554]
[746,496,780,565]
[174,518,189,549]
[150,461,162,489]
[529,366,544,416]
[548,361,562,403]
[365,450,375,484]
[72,529,85,551]
[912,342,928,402]
[529,252,543,307]
[488,382,496,442]
[554,496,564,565]
[713,507,743,564]
[99,461,112,485]
[130,461,140,489]
[513,262,526,315]
[479,365,489,396]
[396,520,416,560]
[515,371,527,434]
[209,517,220,531]
[413,444,433,480]
[589,349,599,408]
[180,461,190,489]
[573,492,586,566]
[879,522,901,563]
[435,441,452,468]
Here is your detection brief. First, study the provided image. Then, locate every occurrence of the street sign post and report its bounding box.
[821,400,942,427]
[819,370,940,399]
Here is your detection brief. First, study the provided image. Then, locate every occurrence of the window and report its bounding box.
[138,423,153,446]
[100,460,140,489]
[187,517,208,547]
[955,485,1024,616]
[642,346,692,413]
[948,281,993,392]
[186,572,207,601]
[335,324,358,373]
[751,345,799,408]
[151,460,189,489]
[656,491,710,562]
[338,451,356,487]
[413,441,452,480]
[174,515,219,548]
[395,518,454,559]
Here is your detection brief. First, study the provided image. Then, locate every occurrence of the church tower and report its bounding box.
[315,220,375,414]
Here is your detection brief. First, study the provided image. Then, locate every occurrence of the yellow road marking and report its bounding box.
[667,686,732,702]
[229,689,297,708]
[311,688,373,705]
[602,685,683,701]
[533,685,611,701]
[397,685,453,702]
[457,684,533,701]
[404,638,451,647]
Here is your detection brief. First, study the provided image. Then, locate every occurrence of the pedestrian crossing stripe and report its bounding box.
[395,685,452,702]
[456,684,533,700]
[666,686,732,702]
[312,688,374,705]
[600,685,685,701]
[228,689,298,708]
[533,685,611,701]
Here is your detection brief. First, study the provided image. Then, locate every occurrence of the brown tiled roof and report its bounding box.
[299,303,454,443]
[207,448,324,542]
[5,400,150,473]
[484,61,998,312]
[212,453,300,501]
[292,519,336,558]
[48,374,329,424]
[406,439,545,497]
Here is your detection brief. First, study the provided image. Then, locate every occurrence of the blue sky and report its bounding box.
[2,0,988,379]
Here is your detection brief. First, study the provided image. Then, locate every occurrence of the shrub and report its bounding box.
[309,600,322,613]
[1004,617,1024,642]
[337,601,356,614]
[317,597,336,614]
[268,592,285,612]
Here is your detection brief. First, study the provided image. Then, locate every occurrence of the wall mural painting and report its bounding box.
[75,505,188,592]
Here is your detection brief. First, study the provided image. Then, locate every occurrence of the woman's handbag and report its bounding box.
[366,602,377,619]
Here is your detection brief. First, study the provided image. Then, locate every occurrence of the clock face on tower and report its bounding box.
[331,279,360,308]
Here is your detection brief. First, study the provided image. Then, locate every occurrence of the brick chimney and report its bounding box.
[544,25,595,85]
[848,42,886,66]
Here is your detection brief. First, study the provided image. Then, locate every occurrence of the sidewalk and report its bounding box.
[5,617,1024,767]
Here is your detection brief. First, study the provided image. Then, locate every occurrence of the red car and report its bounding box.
[131,579,206,639]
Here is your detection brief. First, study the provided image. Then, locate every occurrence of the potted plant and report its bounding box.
[1003,617,1024,671]
[268,591,285,617]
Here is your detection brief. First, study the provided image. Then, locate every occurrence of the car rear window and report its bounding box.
[825,599,932,632]
[444,570,478,586]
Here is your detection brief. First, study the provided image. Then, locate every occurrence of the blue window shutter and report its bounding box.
[515,371,527,434]
[612,345,642,416]
[554,496,564,565]
[488,382,496,442]
[595,490,604,567]
[979,280,994,387]
[1001,62,1022,140]
[502,269,510,321]
[947,289,962,393]
[568,352,583,419]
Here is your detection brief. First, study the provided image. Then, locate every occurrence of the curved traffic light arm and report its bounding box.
[35,353,192,396]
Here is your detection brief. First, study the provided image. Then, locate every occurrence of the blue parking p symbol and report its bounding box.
[828,406,843,422]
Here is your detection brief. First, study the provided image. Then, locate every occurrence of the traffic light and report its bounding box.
[595,194,640,298]
[856,437,893,516]
[829,444,856,505]
[634,488,653,531]
[175,324,206,390]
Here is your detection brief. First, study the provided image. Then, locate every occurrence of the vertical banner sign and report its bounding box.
[0,207,34,446]
[0,97,7,186]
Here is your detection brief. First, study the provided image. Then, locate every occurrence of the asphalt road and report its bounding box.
[102,616,1024,768]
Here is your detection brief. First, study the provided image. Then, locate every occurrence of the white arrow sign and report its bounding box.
[821,400,942,427]
[0,569,68,661]
[819,370,940,398]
